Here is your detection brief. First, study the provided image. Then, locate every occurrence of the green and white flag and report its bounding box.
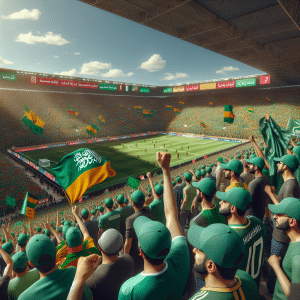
[287,118,300,137]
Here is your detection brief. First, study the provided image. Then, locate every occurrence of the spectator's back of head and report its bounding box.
[131,190,145,209]
[98,228,123,256]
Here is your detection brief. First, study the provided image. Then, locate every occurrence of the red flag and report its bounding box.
[204,155,207,159]
[192,159,195,163]
[78,197,83,203]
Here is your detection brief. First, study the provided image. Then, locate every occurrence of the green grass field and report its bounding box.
[19,134,240,194]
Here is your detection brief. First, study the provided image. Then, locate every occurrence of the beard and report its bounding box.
[219,206,231,217]
[276,219,290,231]
[277,166,284,174]
[196,195,202,203]
[194,257,208,279]
[249,166,255,174]
[224,172,231,179]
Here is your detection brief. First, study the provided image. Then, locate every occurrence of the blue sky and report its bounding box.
[0,0,265,86]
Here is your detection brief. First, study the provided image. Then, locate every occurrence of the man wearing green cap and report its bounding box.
[246,157,270,221]
[217,188,266,287]
[205,166,216,183]
[98,198,121,240]
[268,197,300,299]
[16,233,28,253]
[215,157,230,192]
[174,176,186,220]
[18,234,93,300]
[220,159,249,192]
[180,172,197,232]
[240,159,255,185]
[124,190,153,275]
[119,151,190,300]
[264,154,300,294]
[7,251,40,300]
[190,178,226,228]
[187,223,260,299]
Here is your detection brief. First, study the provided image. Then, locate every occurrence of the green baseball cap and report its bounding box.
[91,209,96,215]
[206,167,212,173]
[297,142,300,146]
[294,146,300,160]
[63,226,70,239]
[26,234,56,267]
[224,158,228,162]
[124,198,129,204]
[220,159,243,175]
[116,194,124,204]
[2,242,13,254]
[274,154,299,171]
[154,184,164,195]
[268,197,300,221]
[43,229,51,237]
[160,180,163,184]
[201,169,206,176]
[58,226,63,233]
[11,232,15,238]
[2,238,5,243]
[98,205,104,212]
[81,209,89,219]
[12,251,28,271]
[175,176,182,183]
[17,233,28,245]
[246,157,265,170]
[210,163,214,167]
[288,145,293,150]
[36,227,41,232]
[66,227,83,248]
[217,157,224,162]
[172,181,176,187]
[195,171,202,179]
[133,216,171,259]
[216,187,252,211]
[72,222,77,227]
[187,223,245,268]
[105,198,114,208]
[64,221,71,227]
[229,155,234,160]
[201,165,206,169]
[50,221,54,226]
[192,178,216,197]
[131,190,145,204]
[236,153,241,159]
[183,172,193,181]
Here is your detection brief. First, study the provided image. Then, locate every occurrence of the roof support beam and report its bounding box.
[278,0,300,31]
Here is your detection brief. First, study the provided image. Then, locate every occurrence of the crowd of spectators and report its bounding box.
[1,113,300,299]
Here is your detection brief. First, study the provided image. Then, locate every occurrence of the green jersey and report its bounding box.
[8,268,40,300]
[190,204,226,228]
[149,197,166,225]
[98,210,121,232]
[183,184,197,211]
[229,216,266,285]
[189,270,260,300]
[273,241,300,300]
[118,236,190,300]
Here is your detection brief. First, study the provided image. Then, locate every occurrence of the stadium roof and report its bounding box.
[78,0,300,86]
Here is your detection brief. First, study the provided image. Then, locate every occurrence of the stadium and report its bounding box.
[1,1,300,300]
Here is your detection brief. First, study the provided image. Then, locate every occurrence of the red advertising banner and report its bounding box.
[118,84,123,91]
[217,81,236,89]
[260,75,270,85]
[67,142,78,146]
[45,172,55,181]
[15,147,35,152]
[185,84,200,92]
[30,76,98,89]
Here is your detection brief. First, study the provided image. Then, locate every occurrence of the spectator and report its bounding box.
[240,159,255,185]
[18,234,93,300]
[246,157,270,221]
[215,157,230,192]
[86,229,134,300]
[205,167,216,183]
[187,223,260,299]
[220,159,249,191]
[7,251,40,300]
[119,152,190,300]
[174,176,186,220]
[0,244,13,300]
[98,198,121,240]
[217,187,266,286]
[124,190,152,275]
[268,198,300,299]
[265,154,300,295]
[91,209,98,221]
[16,233,28,253]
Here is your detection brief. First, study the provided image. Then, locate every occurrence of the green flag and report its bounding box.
[52,148,116,205]
[259,116,291,194]
[287,118,300,137]
[127,177,140,189]
[21,192,37,220]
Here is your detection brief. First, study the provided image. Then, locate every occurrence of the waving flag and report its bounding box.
[224,105,235,124]
[200,122,205,127]
[21,192,37,220]
[52,148,116,205]
[22,106,45,134]
[120,118,125,124]
[174,108,180,115]
[151,109,157,115]
[68,108,78,116]
[166,105,173,110]
[98,116,105,123]
[86,124,99,135]
[179,101,185,105]
[247,108,254,113]
[6,195,16,207]
[143,110,152,117]
[134,106,142,111]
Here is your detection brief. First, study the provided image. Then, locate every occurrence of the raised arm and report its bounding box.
[146,172,159,199]
[156,152,183,238]
[45,221,61,244]
[250,134,270,170]
[56,210,60,232]
[72,206,90,240]
[0,244,13,278]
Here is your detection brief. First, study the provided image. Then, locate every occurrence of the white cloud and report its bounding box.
[2,9,40,20]
[74,52,81,55]
[216,66,239,75]
[126,72,134,77]
[140,54,166,72]
[102,69,126,77]
[79,61,111,75]
[16,31,70,45]
[0,56,14,66]
[59,68,77,76]
[54,55,59,58]
[161,72,189,81]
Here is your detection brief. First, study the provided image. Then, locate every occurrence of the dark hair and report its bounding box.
[296,220,300,230]
[143,248,170,266]
[18,243,26,248]
[215,253,244,280]
[134,200,145,209]
[35,255,56,273]
[101,246,122,257]
[14,266,27,274]
[236,202,252,217]
[204,190,216,203]
[286,166,295,174]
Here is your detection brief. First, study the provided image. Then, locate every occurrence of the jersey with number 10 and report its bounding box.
[229,216,266,286]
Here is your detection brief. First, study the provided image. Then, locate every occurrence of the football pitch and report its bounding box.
[19,134,240,194]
